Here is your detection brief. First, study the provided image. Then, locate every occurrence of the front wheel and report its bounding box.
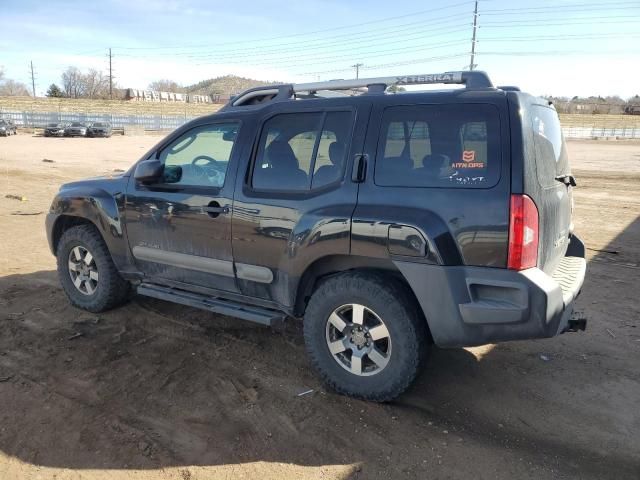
[56,224,130,312]
[303,272,427,402]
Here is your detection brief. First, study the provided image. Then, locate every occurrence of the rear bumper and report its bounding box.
[396,235,586,347]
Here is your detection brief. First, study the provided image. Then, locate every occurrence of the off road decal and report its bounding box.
[462,150,476,162]
[452,150,483,168]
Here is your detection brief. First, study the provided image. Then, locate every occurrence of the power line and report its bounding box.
[118,16,472,60]
[174,24,471,62]
[298,53,470,77]
[111,1,475,51]
[194,39,470,68]
[481,1,640,14]
[480,32,640,41]
[84,2,638,56]
[479,50,637,56]
[481,17,640,27]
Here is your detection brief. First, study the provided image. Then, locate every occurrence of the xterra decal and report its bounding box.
[396,72,462,85]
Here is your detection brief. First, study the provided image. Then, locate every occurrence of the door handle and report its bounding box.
[352,154,368,182]
[202,202,229,218]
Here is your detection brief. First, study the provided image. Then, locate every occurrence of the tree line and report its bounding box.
[0,68,31,96]
[2,65,640,112]
[46,71,180,99]
[47,66,123,99]
[547,95,640,115]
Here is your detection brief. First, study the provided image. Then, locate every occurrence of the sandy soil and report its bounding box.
[0,134,639,479]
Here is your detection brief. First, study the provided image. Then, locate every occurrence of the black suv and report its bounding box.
[44,123,65,137]
[45,72,586,401]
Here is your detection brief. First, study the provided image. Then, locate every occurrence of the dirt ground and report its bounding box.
[0,135,639,480]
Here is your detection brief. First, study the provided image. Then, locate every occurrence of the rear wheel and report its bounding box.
[56,224,130,312]
[303,272,427,401]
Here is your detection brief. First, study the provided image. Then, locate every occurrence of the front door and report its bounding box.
[125,121,242,293]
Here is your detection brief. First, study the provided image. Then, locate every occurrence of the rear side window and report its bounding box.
[252,111,353,192]
[374,104,501,188]
[531,105,570,188]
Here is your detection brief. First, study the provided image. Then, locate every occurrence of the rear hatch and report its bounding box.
[523,101,573,274]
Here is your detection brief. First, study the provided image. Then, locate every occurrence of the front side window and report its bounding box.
[374,104,501,188]
[158,122,239,188]
[252,111,353,192]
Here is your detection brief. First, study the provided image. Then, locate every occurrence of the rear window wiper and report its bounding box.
[555,174,576,187]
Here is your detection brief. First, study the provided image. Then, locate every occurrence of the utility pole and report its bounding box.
[29,61,36,97]
[108,48,113,99]
[469,0,478,70]
[351,63,363,79]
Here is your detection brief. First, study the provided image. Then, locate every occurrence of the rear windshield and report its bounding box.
[71,123,84,127]
[92,122,107,127]
[531,105,570,188]
[374,104,501,188]
[47,123,61,127]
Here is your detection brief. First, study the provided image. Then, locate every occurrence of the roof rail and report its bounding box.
[224,71,493,109]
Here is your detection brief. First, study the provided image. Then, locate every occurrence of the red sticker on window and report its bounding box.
[452,150,483,169]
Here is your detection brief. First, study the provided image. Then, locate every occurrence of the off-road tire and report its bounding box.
[56,224,130,312]
[303,272,427,402]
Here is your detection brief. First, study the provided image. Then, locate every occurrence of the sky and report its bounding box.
[1,0,639,98]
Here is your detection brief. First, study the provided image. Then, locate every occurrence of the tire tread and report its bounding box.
[56,224,130,312]
[303,271,427,402]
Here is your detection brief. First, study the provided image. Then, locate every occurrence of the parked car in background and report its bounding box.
[87,122,112,137]
[64,122,87,137]
[44,123,66,137]
[0,119,17,136]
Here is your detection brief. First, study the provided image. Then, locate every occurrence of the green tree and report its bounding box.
[46,83,65,97]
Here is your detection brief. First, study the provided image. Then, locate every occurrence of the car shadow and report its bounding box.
[0,214,639,479]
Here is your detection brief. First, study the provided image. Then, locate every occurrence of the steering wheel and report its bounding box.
[191,155,225,185]
[191,155,218,177]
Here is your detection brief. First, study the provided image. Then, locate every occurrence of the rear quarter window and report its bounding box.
[374,104,501,188]
[530,105,570,188]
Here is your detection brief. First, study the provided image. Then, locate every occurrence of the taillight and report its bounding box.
[508,194,539,270]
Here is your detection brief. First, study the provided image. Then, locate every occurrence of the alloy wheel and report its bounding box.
[325,303,392,376]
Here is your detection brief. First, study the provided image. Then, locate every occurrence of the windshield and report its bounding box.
[47,123,61,127]
[92,123,106,127]
[70,123,84,127]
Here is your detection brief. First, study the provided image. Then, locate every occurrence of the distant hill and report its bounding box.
[185,75,279,95]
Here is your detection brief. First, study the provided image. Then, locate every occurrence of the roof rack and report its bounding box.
[223,71,494,109]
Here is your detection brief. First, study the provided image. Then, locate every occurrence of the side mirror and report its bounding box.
[134,159,164,184]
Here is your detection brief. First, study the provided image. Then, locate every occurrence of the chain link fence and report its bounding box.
[1,108,640,138]
[0,110,195,131]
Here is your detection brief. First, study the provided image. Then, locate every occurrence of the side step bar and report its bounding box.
[137,283,286,326]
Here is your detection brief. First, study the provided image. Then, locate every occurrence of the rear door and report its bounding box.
[525,102,573,274]
[231,101,369,307]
